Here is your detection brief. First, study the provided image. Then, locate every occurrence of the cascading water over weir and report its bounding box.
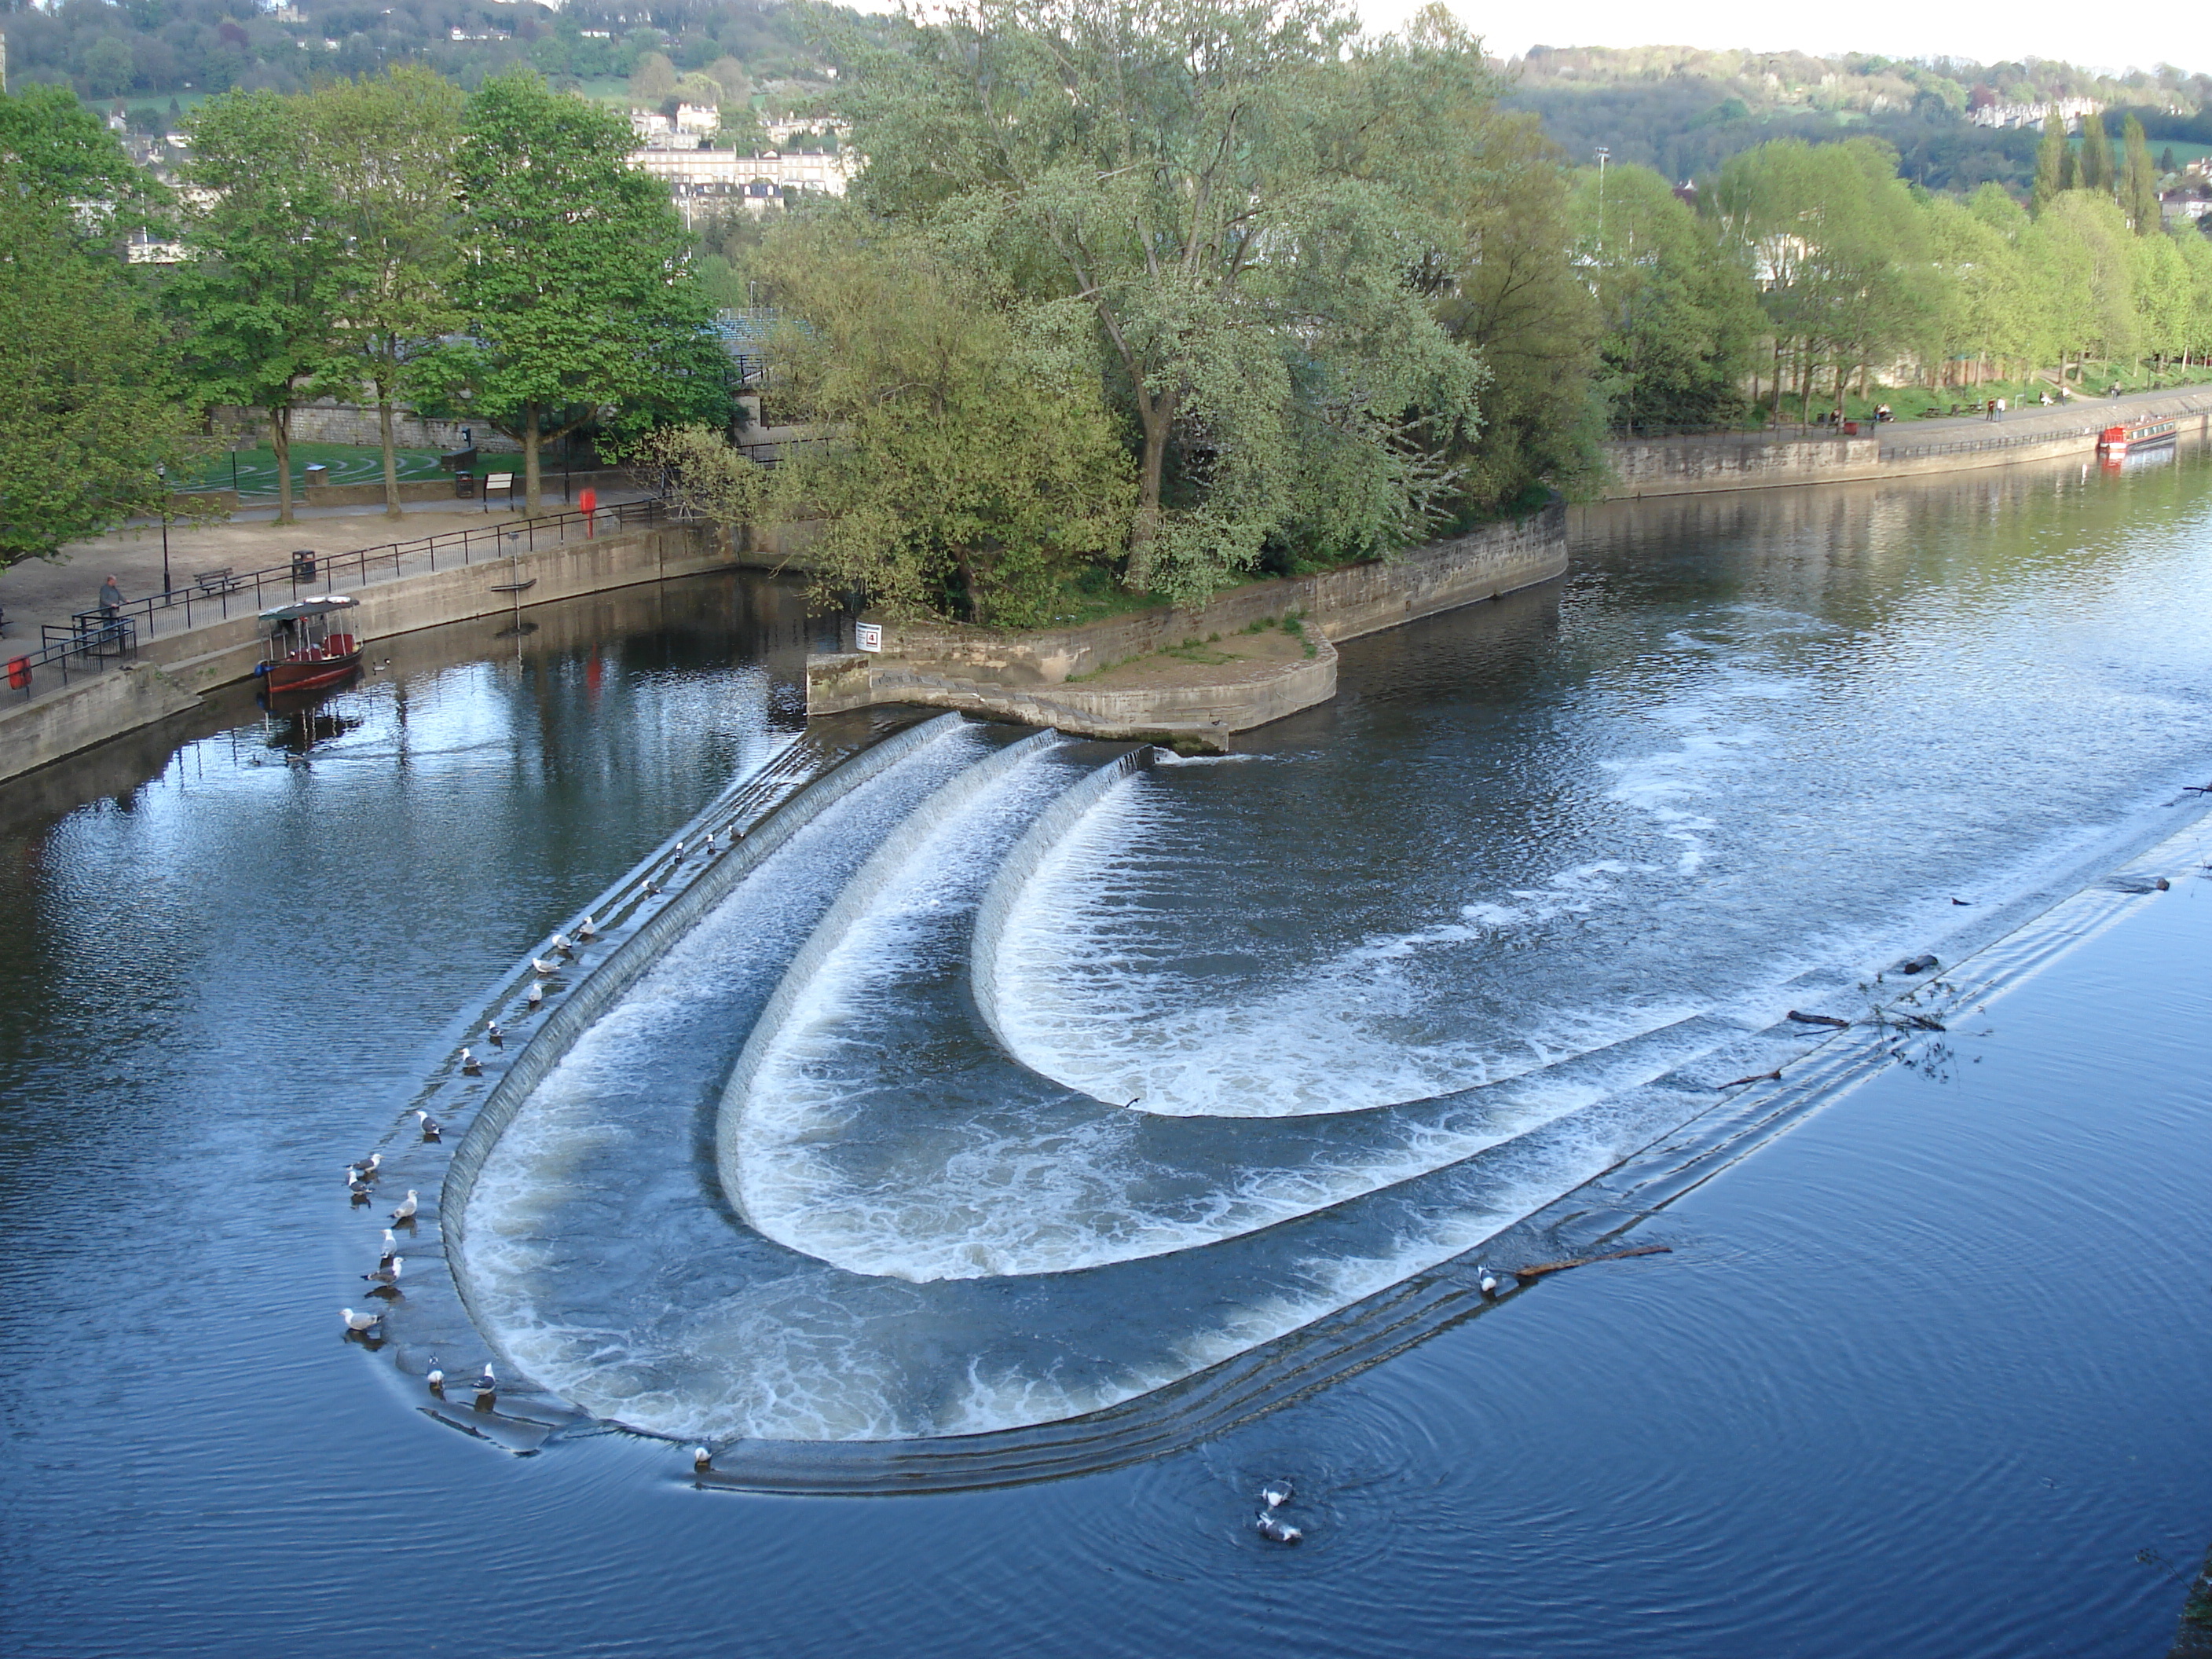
[428,608,2212,1492]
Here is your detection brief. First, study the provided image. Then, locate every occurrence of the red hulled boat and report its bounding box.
[256,595,364,693]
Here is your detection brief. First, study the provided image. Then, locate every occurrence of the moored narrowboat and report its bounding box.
[2097,417,2177,458]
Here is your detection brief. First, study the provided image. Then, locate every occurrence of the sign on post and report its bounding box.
[855,622,884,653]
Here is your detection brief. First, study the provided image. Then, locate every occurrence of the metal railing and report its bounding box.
[6,496,674,705]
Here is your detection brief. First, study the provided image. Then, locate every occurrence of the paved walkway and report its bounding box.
[1876,383,2212,455]
[0,490,650,647]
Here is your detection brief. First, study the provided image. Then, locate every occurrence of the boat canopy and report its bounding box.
[258,595,359,623]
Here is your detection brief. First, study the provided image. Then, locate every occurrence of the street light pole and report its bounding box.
[1595,145,1610,262]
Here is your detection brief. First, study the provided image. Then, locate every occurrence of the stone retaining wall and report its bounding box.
[219,400,526,453]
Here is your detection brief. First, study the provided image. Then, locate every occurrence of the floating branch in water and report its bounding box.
[1786,1009,1850,1028]
[1717,1068,1783,1090]
[1509,1244,1672,1280]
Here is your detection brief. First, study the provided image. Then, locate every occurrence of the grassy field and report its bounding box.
[176,441,449,500]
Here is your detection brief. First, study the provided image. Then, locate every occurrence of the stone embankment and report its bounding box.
[805,502,1568,742]
[1604,390,2212,497]
[0,519,721,786]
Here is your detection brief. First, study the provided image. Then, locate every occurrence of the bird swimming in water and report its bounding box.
[348,1179,373,1205]
[1255,1512,1302,1545]
[485,1021,504,1048]
[416,1110,441,1141]
[576,916,598,941]
[341,1306,381,1335]
[346,1153,381,1183]
[1260,1481,1294,1510]
[694,1446,713,1472]
[526,981,544,1008]
[460,1047,482,1076]
[379,1229,400,1265]
[530,956,559,977]
[390,1189,419,1224]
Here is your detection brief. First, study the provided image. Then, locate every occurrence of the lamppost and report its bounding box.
[156,466,171,597]
[1595,145,1610,262]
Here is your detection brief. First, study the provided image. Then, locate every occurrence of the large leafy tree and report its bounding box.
[845,0,1487,602]
[0,181,203,569]
[0,82,164,240]
[311,68,466,518]
[170,90,350,525]
[433,71,728,512]
[1566,160,1762,434]
[756,223,1134,625]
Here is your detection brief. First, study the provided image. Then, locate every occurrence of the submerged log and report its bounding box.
[1510,1244,1672,1280]
[1787,1009,1850,1028]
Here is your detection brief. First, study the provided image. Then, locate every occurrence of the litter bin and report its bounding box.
[1842,419,1860,436]
[303,463,329,490]
[291,548,317,583]
[455,473,478,500]
[7,657,29,691]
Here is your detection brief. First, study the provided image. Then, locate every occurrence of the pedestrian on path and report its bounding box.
[97,575,123,617]
[1985,398,1997,422]
[1995,397,2006,421]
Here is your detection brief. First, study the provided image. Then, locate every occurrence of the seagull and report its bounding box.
[694,1446,713,1472]
[1261,1481,1294,1510]
[576,916,598,940]
[486,1021,504,1048]
[642,881,661,898]
[390,1189,419,1224]
[364,1256,404,1287]
[348,1180,373,1205]
[1478,1265,1501,1298]
[530,956,559,977]
[341,1306,381,1335]
[1255,1512,1302,1545]
[379,1229,400,1265]
[416,1110,441,1141]
[550,932,573,957]
[347,1153,381,1182]
[526,981,544,1008]
[672,840,686,859]
[705,832,717,854]
[427,1367,445,1396]
[471,1364,496,1394]
[460,1047,482,1076]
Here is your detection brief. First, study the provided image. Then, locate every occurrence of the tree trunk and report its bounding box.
[1125,388,1178,592]
[272,405,295,525]
[379,397,402,520]
[524,405,541,515]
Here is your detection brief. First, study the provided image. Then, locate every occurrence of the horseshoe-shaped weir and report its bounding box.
[434,705,2212,1489]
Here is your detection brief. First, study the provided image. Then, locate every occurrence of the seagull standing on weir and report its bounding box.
[379,1229,400,1266]
[694,1446,713,1472]
[341,1307,381,1335]
[550,932,573,958]
[486,1021,504,1048]
[390,1189,419,1224]
[1478,1266,1502,1298]
[427,1367,445,1396]
[526,982,544,1009]
[576,916,597,941]
[530,956,559,977]
[364,1256,404,1288]
[416,1110,441,1141]
[346,1153,381,1183]
[460,1047,482,1076]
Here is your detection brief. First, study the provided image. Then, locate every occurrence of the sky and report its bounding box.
[1361,0,2211,77]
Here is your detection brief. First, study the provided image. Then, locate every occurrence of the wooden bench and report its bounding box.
[194,566,243,596]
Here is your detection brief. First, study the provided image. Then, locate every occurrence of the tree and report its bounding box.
[1435,112,1600,507]
[756,225,1135,625]
[432,72,729,512]
[0,82,166,242]
[629,53,679,104]
[309,68,465,518]
[0,185,205,569]
[2033,107,2067,214]
[2025,192,2138,384]
[845,0,1487,602]
[1568,160,1761,434]
[2078,111,2114,196]
[2120,115,2161,235]
[170,90,351,525]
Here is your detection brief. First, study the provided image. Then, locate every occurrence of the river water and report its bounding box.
[4,450,2210,1655]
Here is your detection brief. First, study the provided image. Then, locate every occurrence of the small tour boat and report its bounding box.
[255,595,364,694]
[2097,417,2177,459]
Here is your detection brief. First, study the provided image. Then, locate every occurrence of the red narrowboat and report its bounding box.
[2097,417,2177,460]
[255,595,364,694]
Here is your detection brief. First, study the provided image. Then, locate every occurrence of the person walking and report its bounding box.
[97,575,124,617]
[1995,397,2006,422]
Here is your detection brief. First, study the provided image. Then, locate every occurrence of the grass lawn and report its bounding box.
[175,441,449,500]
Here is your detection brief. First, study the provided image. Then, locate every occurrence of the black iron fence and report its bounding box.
[6,497,673,705]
